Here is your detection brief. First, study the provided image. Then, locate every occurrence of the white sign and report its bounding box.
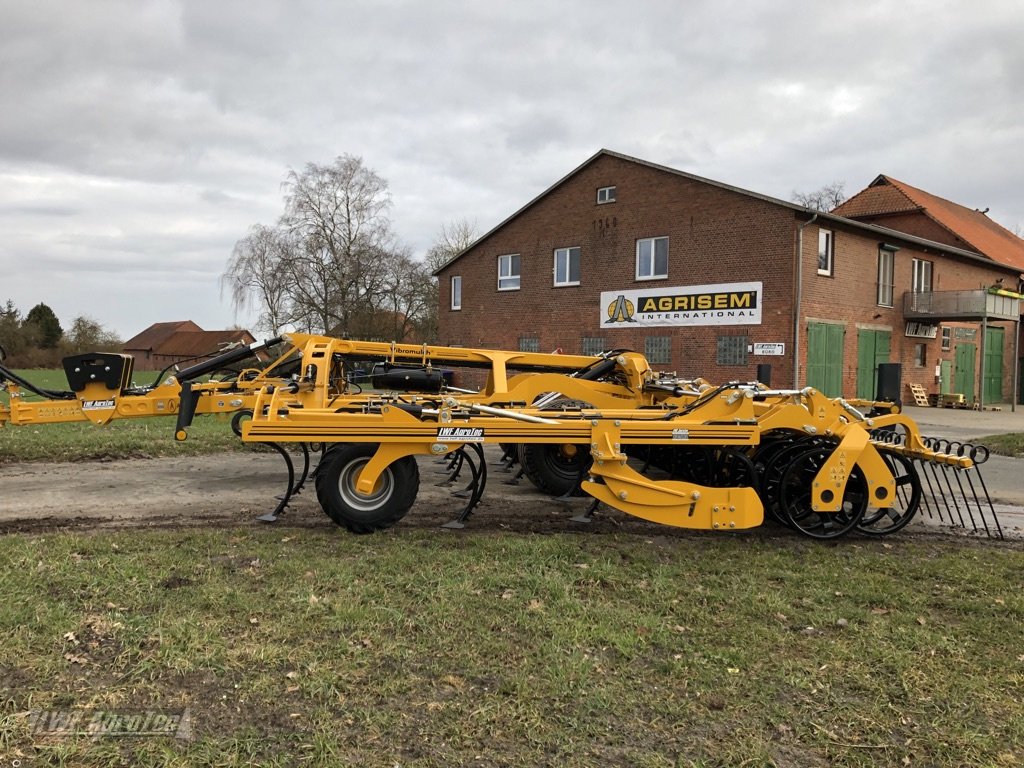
[753,343,785,356]
[600,281,762,328]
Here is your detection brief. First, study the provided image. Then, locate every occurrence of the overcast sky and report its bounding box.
[2,0,1022,339]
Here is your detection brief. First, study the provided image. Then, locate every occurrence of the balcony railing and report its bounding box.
[902,290,1020,321]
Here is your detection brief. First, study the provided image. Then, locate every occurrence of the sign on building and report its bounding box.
[600,281,763,328]
[752,342,785,356]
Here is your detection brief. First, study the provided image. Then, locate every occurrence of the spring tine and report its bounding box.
[965,460,1004,540]
[959,467,992,537]
[924,457,955,525]
[936,460,970,530]
[948,464,982,534]
[914,459,942,523]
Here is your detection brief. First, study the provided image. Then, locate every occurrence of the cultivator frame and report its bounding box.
[167,332,1002,540]
[2,332,1005,539]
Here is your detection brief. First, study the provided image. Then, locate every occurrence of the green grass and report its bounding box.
[1,369,246,462]
[0,527,1021,767]
[978,433,1024,458]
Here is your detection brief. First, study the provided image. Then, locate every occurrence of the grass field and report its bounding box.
[1,368,246,462]
[0,526,1021,767]
[979,433,1024,458]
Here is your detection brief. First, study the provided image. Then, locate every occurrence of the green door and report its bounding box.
[856,329,891,399]
[954,343,976,402]
[939,360,951,395]
[807,321,845,397]
[983,326,1004,403]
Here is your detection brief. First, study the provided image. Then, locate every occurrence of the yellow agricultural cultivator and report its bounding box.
[1,333,1004,539]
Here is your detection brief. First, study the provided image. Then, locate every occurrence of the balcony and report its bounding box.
[902,290,1020,321]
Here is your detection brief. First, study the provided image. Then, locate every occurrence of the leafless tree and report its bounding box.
[426,217,479,273]
[792,181,847,212]
[223,155,442,342]
[221,224,294,335]
[280,155,396,335]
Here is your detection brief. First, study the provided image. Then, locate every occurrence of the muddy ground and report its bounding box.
[1,446,1021,541]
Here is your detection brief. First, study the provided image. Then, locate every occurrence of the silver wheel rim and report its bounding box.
[338,457,394,512]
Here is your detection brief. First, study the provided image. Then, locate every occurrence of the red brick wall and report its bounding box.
[438,153,1021,400]
[439,154,797,385]
[800,222,1017,400]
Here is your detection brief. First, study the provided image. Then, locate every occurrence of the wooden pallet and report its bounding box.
[907,383,931,407]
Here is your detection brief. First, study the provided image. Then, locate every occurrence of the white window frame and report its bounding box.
[912,258,933,293]
[876,249,894,307]
[817,229,834,276]
[553,246,581,287]
[497,253,520,291]
[450,275,462,310]
[635,236,668,281]
[597,186,616,204]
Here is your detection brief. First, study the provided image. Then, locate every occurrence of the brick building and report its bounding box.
[436,150,1022,403]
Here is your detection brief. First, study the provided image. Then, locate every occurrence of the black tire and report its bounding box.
[857,450,922,535]
[779,445,867,539]
[518,443,591,496]
[314,443,419,534]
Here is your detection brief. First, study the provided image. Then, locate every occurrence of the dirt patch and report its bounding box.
[1,448,1021,542]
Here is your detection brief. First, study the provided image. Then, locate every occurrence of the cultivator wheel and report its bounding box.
[857,450,921,535]
[314,443,419,534]
[518,443,591,497]
[776,444,868,539]
[757,436,829,526]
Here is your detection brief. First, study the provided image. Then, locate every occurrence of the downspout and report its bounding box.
[793,213,819,388]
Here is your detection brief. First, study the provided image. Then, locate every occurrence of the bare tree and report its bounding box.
[280,155,396,335]
[792,181,847,212]
[221,224,294,335]
[426,217,479,273]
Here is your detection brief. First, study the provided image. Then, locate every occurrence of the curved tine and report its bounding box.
[453,447,480,498]
[947,440,964,457]
[292,442,312,495]
[451,447,482,509]
[971,444,990,465]
[258,441,296,521]
[467,443,488,508]
[447,448,467,483]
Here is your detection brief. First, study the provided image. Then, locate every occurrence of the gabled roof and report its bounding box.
[122,320,201,351]
[835,175,1024,270]
[435,150,1022,277]
[155,330,255,358]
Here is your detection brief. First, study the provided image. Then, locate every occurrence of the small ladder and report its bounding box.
[907,383,930,407]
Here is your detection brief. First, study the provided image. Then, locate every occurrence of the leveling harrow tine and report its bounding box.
[959,444,1003,540]
[946,441,983,534]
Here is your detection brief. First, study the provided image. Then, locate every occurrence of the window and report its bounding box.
[717,336,749,366]
[450,276,462,310]
[597,186,616,204]
[497,253,520,291]
[645,336,671,365]
[941,326,951,351]
[518,336,540,353]
[636,237,668,280]
[913,343,927,368]
[876,249,894,307]
[553,247,581,286]
[581,337,606,356]
[817,229,834,276]
[912,258,933,293]
[911,258,933,311]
